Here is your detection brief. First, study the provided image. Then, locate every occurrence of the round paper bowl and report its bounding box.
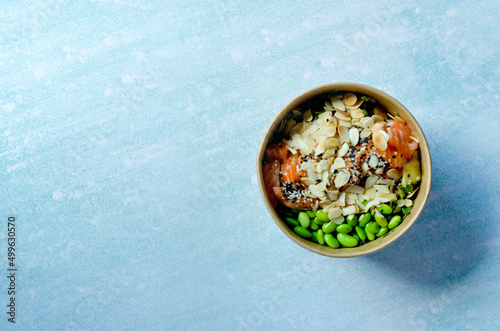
[256,82,432,257]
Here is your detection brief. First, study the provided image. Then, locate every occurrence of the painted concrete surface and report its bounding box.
[0,0,499,330]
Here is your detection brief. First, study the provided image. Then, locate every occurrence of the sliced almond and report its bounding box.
[410,136,419,144]
[346,99,363,110]
[338,120,352,128]
[349,127,359,146]
[360,129,371,138]
[334,112,351,121]
[373,131,388,151]
[372,115,384,122]
[361,162,369,175]
[328,207,343,220]
[364,199,380,211]
[319,199,333,208]
[377,178,396,185]
[350,109,365,118]
[342,93,357,106]
[365,175,378,189]
[387,169,401,180]
[302,124,320,136]
[334,170,350,188]
[368,154,379,168]
[374,106,387,119]
[404,198,413,207]
[345,185,364,194]
[342,205,357,215]
[332,157,346,170]
[303,109,313,122]
[330,215,345,225]
[337,142,349,157]
[307,168,318,181]
[362,117,374,129]
[379,130,390,141]
[322,123,337,137]
[301,177,315,186]
[323,148,337,158]
[317,159,329,171]
[309,184,326,199]
[330,97,346,111]
[371,122,385,133]
[325,137,339,149]
[284,119,296,135]
[338,125,350,143]
[337,192,346,206]
[373,185,390,194]
[375,168,384,175]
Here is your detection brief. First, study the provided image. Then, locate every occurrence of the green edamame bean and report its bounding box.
[311,231,318,242]
[355,226,367,241]
[324,233,340,248]
[366,229,376,241]
[310,221,319,231]
[306,210,316,218]
[294,226,312,238]
[336,224,353,233]
[388,215,402,229]
[352,233,360,242]
[285,212,294,218]
[285,217,299,227]
[376,227,389,237]
[315,209,330,223]
[291,208,300,213]
[317,229,325,245]
[359,213,372,227]
[378,203,393,214]
[298,212,311,228]
[346,215,358,227]
[337,233,358,247]
[313,217,326,225]
[374,212,388,227]
[365,221,380,234]
[322,221,337,234]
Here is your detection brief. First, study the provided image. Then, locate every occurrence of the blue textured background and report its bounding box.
[1,0,499,330]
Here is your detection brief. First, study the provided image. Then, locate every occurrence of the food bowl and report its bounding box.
[256,82,432,257]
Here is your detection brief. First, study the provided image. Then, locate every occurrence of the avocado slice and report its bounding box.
[402,151,421,188]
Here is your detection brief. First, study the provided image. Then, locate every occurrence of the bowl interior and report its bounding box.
[257,83,432,257]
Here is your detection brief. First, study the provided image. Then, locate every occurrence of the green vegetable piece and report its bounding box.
[315,209,330,223]
[388,215,402,229]
[346,215,358,227]
[313,217,326,225]
[359,213,372,227]
[324,234,340,248]
[291,208,300,213]
[376,227,389,237]
[298,212,311,228]
[294,226,312,239]
[306,210,316,218]
[366,230,376,241]
[402,152,421,188]
[355,226,367,241]
[285,217,299,227]
[374,210,388,227]
[311,231,318,242]
[310,221,319,230]
[322,221,337,234]
[336,224,352,234]
[378,204,393,215]
[317,229,325,245]
[337,233,358,247]
[365,221,380,234]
